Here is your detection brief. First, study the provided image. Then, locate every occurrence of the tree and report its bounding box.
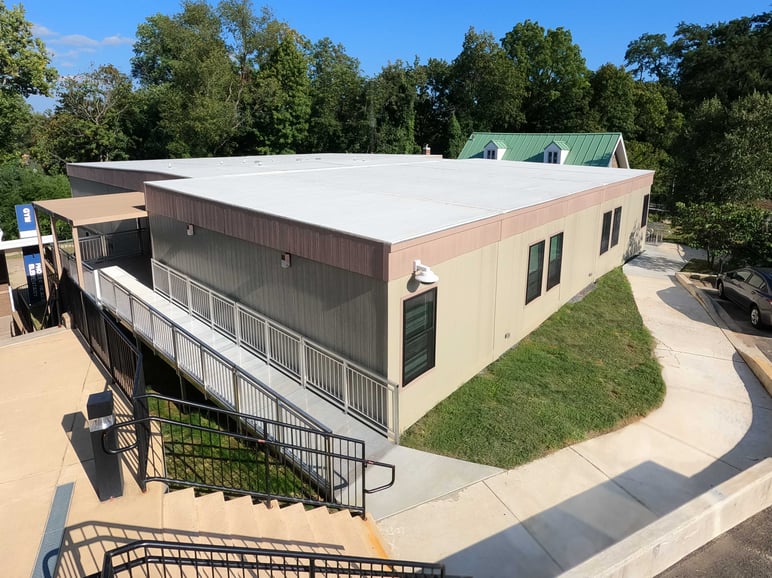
[448,28,525,136]
[589,64,636,135]
[675,202,772,268]
[501,20,591,131]
[131,1,241,156]
[0,1,57,97]
[673,93,772,206]
[0,161,69,240]
[306,38,366,153]
[671,12,772,107]
[252,33,311,153]
[624,33,674,83]
[0,91,34,160]
[366,60,420,154]
[39,65,133,169]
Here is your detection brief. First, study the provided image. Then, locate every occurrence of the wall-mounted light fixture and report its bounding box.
[281,252,291,268]
[413,260,439,284]
[186,224,195,236]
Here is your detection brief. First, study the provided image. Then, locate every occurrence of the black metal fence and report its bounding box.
[110,394,395,516]
[99,541,445,578]
[60,274,142,402]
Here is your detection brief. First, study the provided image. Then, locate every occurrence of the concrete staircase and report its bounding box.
[58,484,390,577]
[162,487,388,558]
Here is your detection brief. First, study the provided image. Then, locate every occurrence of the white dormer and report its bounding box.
[483,140,507,160]
[543,141,569,165]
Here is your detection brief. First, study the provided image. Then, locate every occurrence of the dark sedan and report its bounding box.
[716,267,772,328]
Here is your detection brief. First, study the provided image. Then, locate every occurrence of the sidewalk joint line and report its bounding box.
[482,477,566,572]
[568,446,653,513]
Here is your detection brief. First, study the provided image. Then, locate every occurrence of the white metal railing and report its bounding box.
[98,267,330,437]
[150,259,399,440]
[56,229,148,271]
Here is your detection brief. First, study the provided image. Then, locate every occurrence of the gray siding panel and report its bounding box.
[146,187,389,281]
[150,214,387,374]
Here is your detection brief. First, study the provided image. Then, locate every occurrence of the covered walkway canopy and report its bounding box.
[33,192,147,298]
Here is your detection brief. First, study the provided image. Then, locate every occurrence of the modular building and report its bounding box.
[65,154,652,433]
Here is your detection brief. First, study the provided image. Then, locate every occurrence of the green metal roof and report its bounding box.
[458,133,625,167]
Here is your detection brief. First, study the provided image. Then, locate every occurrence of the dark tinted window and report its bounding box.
[600,211,612,254]
[403,289,437,385]
[611,207,622,247]
[547,233,563,290]
[641,194,650,228]
[526,241,545,304]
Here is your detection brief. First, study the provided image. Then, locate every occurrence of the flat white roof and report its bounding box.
[71,154,438,180]
[142,156,652,244]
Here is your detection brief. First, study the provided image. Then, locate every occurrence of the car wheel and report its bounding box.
[750,305,761,328]
[717,281,725,298]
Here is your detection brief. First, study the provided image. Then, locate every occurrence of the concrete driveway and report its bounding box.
[376,242,772,577]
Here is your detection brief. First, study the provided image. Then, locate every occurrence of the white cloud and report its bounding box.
[30,23,135,70]
[32,24,56,37]
[102,35,134,47]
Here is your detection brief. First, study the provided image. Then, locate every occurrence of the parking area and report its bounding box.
[691,276,772,363]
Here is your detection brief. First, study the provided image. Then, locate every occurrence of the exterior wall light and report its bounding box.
[413,260,439,284]
[186,224,195,236]
[281,252,291,268]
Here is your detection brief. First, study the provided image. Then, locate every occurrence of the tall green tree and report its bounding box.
[589,64,636,135]
[131,0,241,156]
[38,65,133,169]
[624,33,674,83]
[501,20,591,131]
[448,28,525,135]
[306,38,366,153]
[366,60,420,154]
[670,12,772,107]
[0,91,34,160]
[0,1,57,97]
[252,33,311,154]
[674,93,772,206]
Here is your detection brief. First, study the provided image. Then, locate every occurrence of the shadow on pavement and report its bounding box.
[441,364,772,575]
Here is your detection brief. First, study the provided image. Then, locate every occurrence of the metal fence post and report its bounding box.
[299,336,307,388]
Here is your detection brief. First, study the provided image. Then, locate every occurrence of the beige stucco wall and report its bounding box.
[389,184,650,432]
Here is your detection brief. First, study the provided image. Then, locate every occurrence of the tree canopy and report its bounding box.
[0,3,770,249]
[0,1,57,97]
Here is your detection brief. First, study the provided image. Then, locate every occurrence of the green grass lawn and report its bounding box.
[400,267,665,469]
[146,395,317,500]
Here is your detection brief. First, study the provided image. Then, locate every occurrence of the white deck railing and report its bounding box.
[151,260,398,440]
[96,268,331,437]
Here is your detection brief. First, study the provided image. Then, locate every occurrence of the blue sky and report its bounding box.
[21,0,769,110]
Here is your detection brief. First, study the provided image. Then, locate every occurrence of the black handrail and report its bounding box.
[106,393,395,515]
[100,540,445,577]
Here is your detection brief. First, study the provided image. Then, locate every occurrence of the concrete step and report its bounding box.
[194,491,230,543]
[272,502,316,552]
[252,500,289,548]
[162,487,198,543]
[329,508,387,559]
[224,495,259,546]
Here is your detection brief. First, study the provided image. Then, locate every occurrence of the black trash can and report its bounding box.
[87,390,123,501]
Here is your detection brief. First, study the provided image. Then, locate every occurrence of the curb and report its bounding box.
[674,272,772,398]
[560,458,772,577]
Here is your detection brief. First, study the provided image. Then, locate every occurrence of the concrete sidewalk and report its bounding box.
[376,243,772,577]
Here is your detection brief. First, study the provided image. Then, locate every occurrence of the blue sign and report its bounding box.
[15,204,36,239]
[22,246,44,303]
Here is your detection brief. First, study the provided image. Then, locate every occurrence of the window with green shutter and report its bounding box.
[402,288,437,385]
